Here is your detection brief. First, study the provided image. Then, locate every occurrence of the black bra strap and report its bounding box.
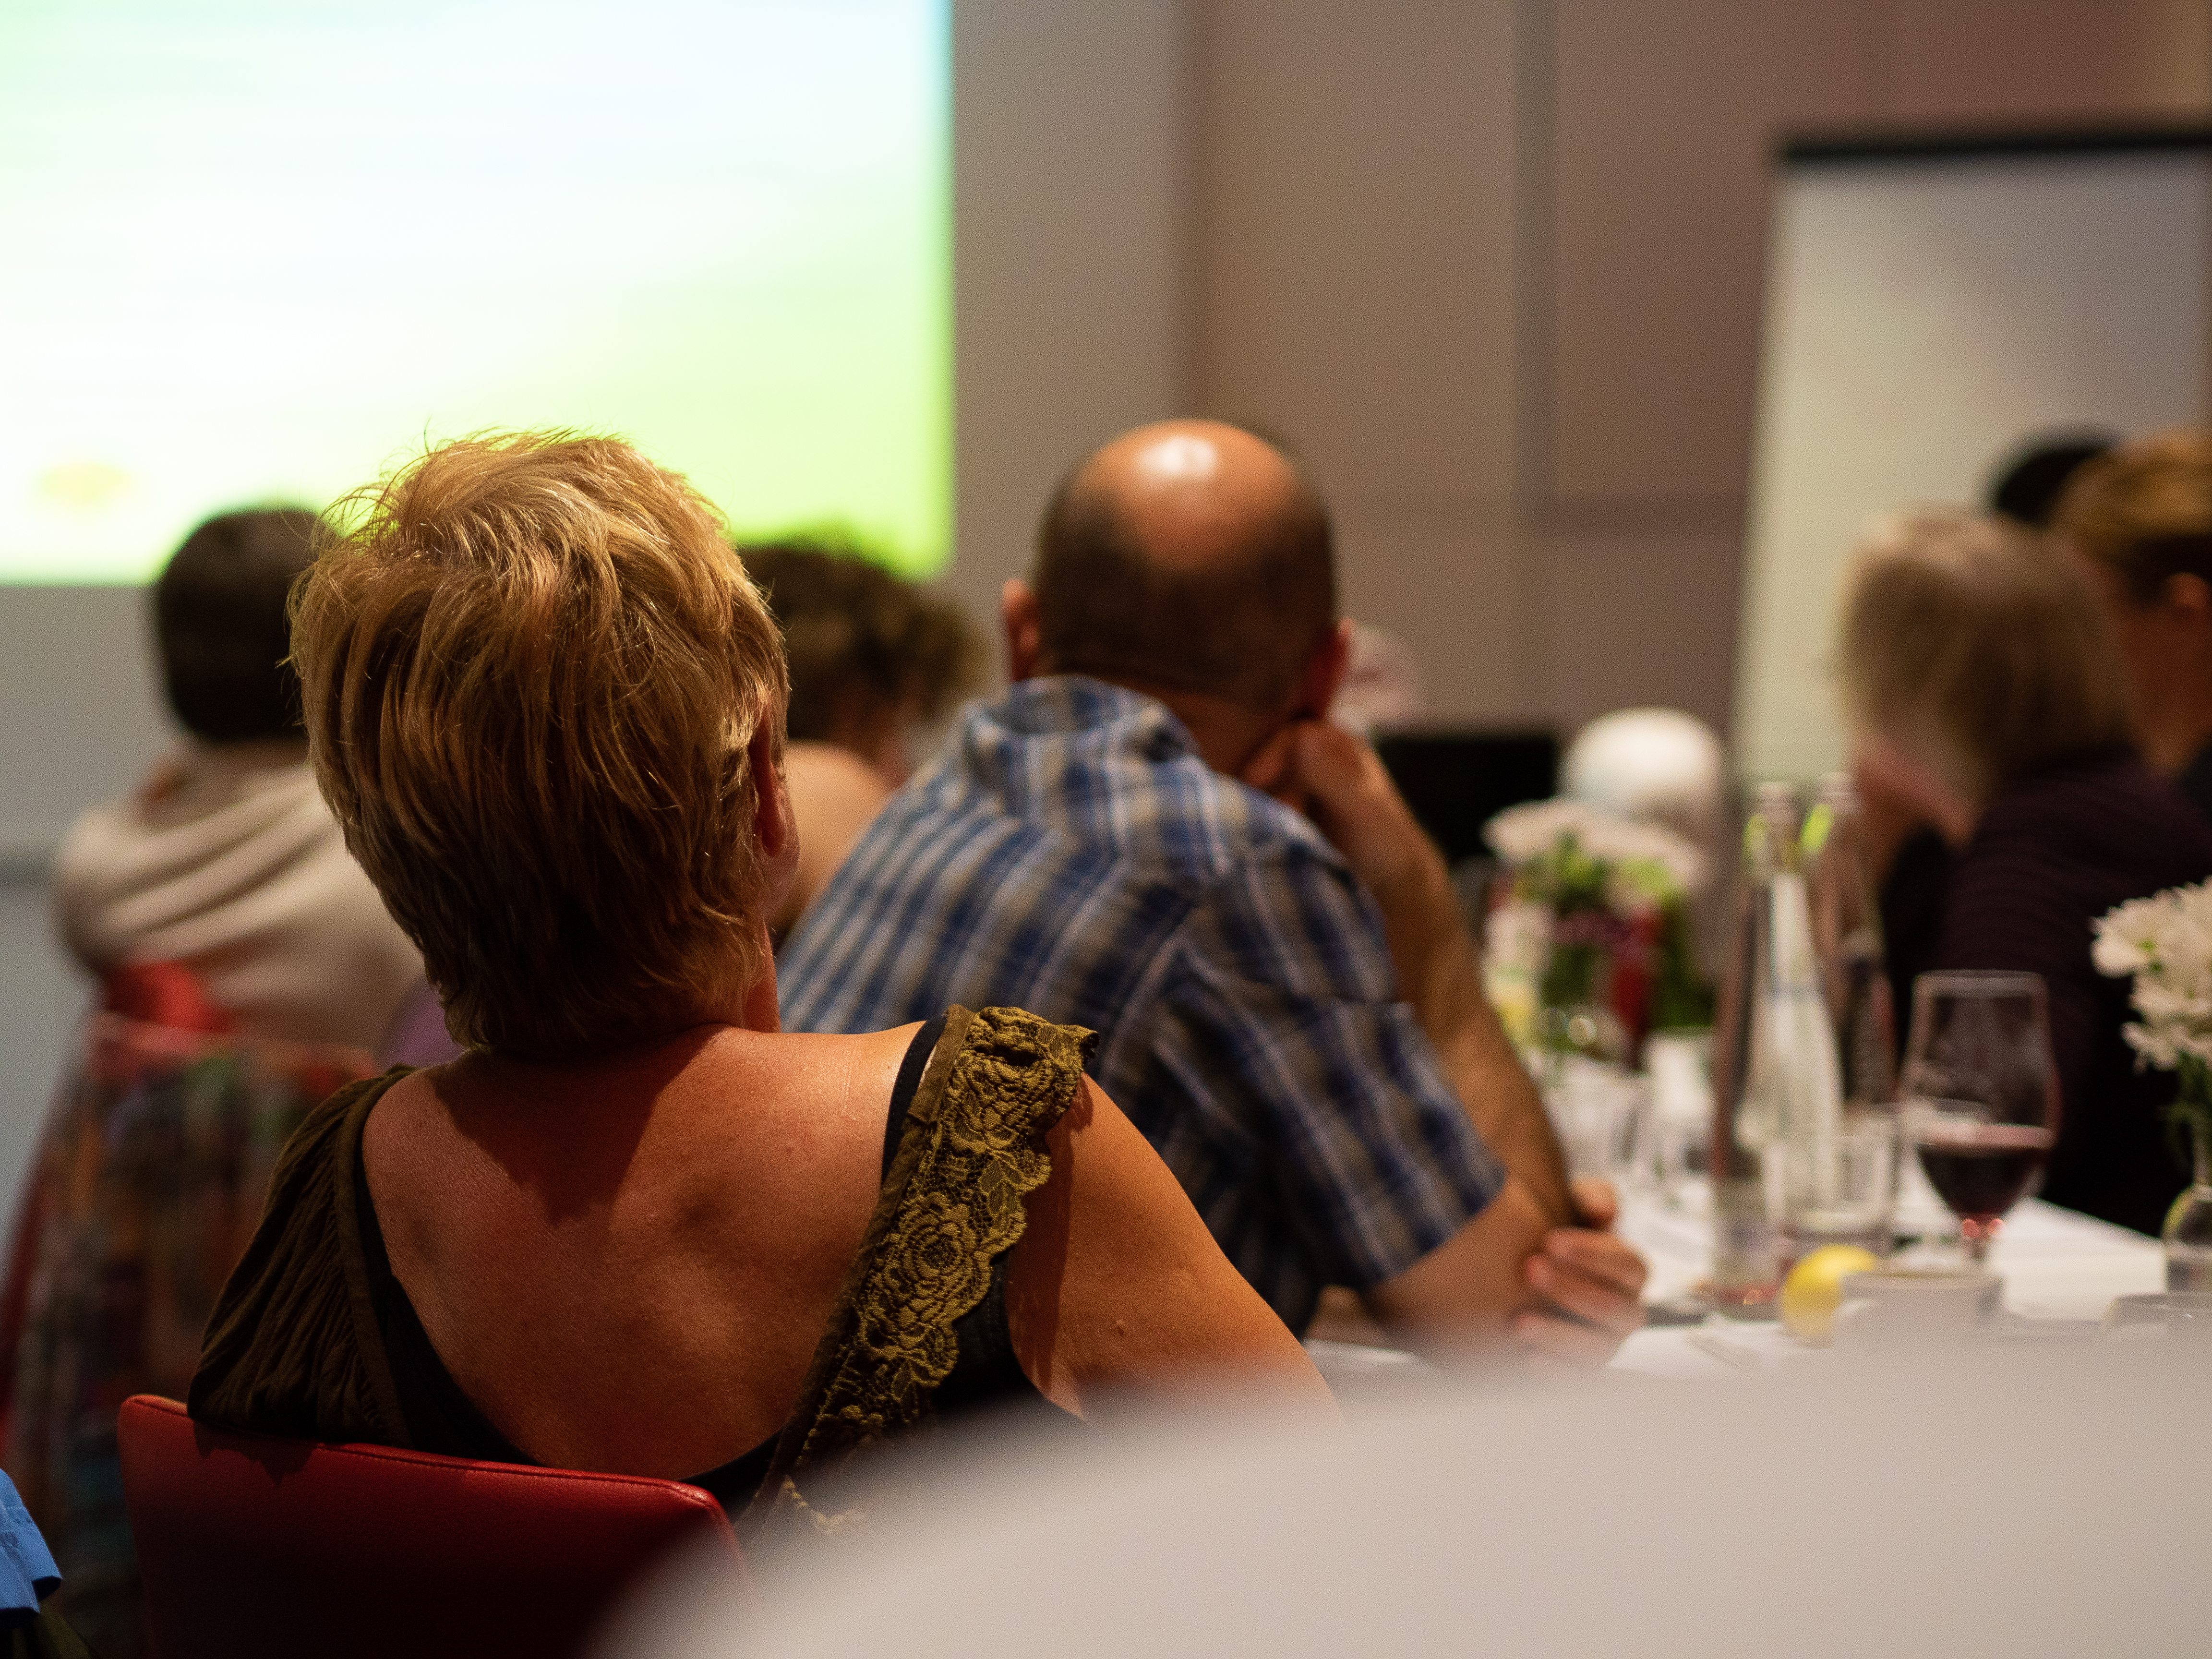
[880,1014,950,1178]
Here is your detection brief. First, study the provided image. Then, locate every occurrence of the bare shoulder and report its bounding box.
[1007,1077,1332,1419]
[783,742,892,822]
[697,1023,927,1148]
[373,1024,930,1203]
[779,744,896,929]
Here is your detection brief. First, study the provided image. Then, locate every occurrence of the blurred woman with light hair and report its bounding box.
[188,433,1325,1537]
[1839,506,2212,1236]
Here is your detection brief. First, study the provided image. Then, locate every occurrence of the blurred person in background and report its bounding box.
[1561,709,1725,856]
[1839,507,2212,1235]
[2053,430,2212,824]
[740,538,979,935]
[52,507,422,1050]
[1868,433,2121,1048]
[781,420,1647,1364]
[192,434,1326,1537]
[1988,430,2117,532]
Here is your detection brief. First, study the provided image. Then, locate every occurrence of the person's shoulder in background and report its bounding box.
[1943,747,2212,979]
[773,742,895,937]
[53,741,424,1052]
[51,743,324,968]
[1976,746,2212,889]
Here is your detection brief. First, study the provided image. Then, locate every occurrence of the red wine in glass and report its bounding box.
[1913,1118,2056,1236]
[1899,971,2061,1263]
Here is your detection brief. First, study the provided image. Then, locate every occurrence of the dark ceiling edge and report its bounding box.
[1782,125,2212,167]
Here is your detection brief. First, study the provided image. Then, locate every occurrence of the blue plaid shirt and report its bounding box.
[777,677,1504,1332]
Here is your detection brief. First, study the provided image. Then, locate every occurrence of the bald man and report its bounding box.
[779,421,1646,1363]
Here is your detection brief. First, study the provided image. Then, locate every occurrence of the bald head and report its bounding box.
[1033,420,1337,708]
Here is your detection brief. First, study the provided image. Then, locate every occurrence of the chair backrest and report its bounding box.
[117,1395,745,1659]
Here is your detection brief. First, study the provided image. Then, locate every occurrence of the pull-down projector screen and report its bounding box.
[1734,133,2211,782]
[0,0,950,583]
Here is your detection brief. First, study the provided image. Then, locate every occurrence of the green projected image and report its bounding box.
[0,0,949,582]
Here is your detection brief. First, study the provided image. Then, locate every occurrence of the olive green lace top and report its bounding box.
[188,1005,1095,1541]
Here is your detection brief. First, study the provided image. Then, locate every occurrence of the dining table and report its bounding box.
[1608,1178,2165,1379]
[1300,1176,2168,1388]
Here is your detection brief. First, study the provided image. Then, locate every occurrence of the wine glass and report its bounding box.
[1898,971,2060,1263]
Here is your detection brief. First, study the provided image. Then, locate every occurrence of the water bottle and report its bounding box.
[1762,804,1849,1263]
[1798,775,1900,1255]
[1707,784,1793,1312]
[1802,775,1896,1108]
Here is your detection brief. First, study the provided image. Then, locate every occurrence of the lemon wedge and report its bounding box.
[1779,1245,1880,1344]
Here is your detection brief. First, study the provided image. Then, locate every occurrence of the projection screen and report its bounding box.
[0,0,950,583]
[1733,132,2212,783]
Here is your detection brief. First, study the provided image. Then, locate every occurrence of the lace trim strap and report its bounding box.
[741,1005,1094,1540]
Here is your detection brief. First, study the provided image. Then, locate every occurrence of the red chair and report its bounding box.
[116,1394,746,1659]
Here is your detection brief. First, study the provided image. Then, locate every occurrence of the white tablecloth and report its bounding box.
[1298,1180,2166,1388]
[1610,1181,2164,1379]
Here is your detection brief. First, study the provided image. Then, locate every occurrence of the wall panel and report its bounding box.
[1885,0,2212,123]
[1194,0,1525,719]
[950,0,1194,663]
[1543,0,1874,508]
[1196,0,1517,499]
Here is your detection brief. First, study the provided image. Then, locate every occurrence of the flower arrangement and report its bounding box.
[1484,797,1707,899]
[1482,798,1709,1055]
[2093,879,2212,1131]
[2095,879,2212,1279]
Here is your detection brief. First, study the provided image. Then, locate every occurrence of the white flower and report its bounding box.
[2130,981,2212,1023]
[2099,879,2212,1074]
[2092,902,2159,976]
[1484,797,1704,895]
[1485,798,1609,863]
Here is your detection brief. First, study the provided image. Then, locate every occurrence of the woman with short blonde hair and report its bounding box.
[191,433,1325,1535]
[297,434,790,1056]
[1838,505,2212,1237]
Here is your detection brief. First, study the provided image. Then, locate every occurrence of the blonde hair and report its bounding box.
[2053,428,2212,602]
[1839,506,2128,803]
[292,432,788,1058]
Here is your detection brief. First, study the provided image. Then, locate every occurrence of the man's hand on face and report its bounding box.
[1239,718,1446,915]
[1510,1177,1648,1369]
[1246,719,1653,1358]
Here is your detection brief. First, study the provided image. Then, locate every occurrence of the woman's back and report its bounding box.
[363,1023,918,1480]
[194,1004,1328,1526]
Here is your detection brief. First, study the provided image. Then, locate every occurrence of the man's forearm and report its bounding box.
[1380,861,1573,1228]
[1261,717,1574,1229]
